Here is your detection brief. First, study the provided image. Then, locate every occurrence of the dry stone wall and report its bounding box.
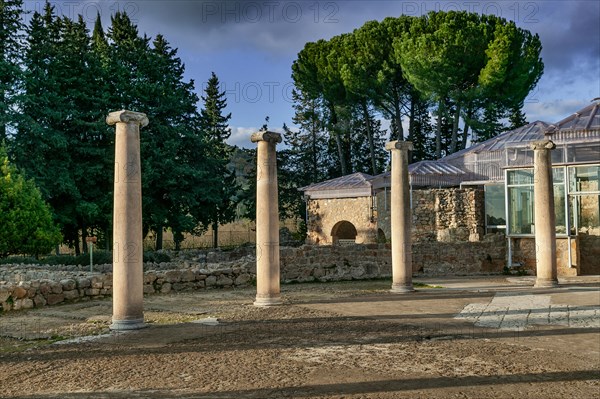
[377,188,485,243]
[1,236,506,312]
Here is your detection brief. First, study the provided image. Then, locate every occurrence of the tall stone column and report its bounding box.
[531,139,558,288]
[386,141,414,293]
[251,131,283,306]
[107,110,148,330]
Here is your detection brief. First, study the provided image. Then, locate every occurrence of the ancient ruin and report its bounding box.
[251,131,283,306]
[107,110,149,330]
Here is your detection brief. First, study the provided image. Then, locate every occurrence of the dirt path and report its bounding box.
[0,279,599,398]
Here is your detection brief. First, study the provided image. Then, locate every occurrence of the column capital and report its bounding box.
[106,110,149,127]
[251,131,282,144]
[530,139,556,151]
[386,140,414,152]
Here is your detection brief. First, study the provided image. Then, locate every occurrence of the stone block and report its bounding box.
[85,288,100,296]
[46,293,65,305]
[0,286,12,303]
[205,276,217,287]
[144,272,157,284]
[165,270,181,283]
[13,286,27,299]
[49,281,63,294]
[90,277,103,289]
[61,279,77,291]
[234,274,252,286]
[77,278,91,289]
[216,276,233,287]
[63,290,80,300]
[160,282,172,294]
[143,285,155,294]
[33,294,46,307]
[181,270,195,282]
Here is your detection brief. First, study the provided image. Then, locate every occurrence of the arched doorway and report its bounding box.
[331,221,357,245]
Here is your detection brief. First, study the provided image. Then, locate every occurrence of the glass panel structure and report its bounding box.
[508,184,534,235]
[484,184,506,233]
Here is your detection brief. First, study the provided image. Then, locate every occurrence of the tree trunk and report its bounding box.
[311,112,318,182]
[408,97,416,162]
[460,107,473,149]
[393,89,404,141]
[155,225,163,250]
[81,223,88,254]
[212,220,219,248]
[329,103,348,175]
[361,100,377,175]
[449,103,461,154]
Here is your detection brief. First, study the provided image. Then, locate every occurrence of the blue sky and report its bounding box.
[27,1,600,147]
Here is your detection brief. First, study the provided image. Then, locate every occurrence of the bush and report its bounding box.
[0,146,62,257]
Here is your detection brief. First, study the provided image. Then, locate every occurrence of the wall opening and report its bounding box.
[377,228,387,243]
[331,221,357,245]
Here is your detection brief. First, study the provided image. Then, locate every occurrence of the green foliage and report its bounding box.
[0,0,24,142]
[396,11,543,157]
[199,72,240,248]
[8,7,219,254]
[0,145,62,257]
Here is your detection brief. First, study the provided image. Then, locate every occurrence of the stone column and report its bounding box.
[386,141,414,293]
[531,139,558,288]
[107,110,148,330]
[251,131,283,306]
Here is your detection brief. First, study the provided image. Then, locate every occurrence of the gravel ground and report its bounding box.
[0,279,599,398]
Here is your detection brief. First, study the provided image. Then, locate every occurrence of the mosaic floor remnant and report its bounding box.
[455,292,600,331]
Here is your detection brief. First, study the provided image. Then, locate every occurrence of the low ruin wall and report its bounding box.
[0,236,506,312]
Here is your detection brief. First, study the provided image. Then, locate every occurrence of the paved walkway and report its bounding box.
[455,292,600,331]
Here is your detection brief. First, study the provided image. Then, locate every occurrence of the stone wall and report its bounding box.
[1,237,506,312]
[377,188,485,243]
[510,237,579,277]
[306,196,377,245]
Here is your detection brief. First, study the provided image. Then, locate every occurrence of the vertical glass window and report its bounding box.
[569,165,600,193]
[484,184,506,233]
[569,165,600,235]
[508,185,534,234]
[507,168,568,236]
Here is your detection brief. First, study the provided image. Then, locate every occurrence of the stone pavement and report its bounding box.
[455,292,600,331]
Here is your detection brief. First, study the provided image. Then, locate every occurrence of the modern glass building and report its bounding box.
[442,100,600,273]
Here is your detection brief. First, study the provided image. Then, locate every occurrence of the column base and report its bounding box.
[534,278,559,288]
[254,296,283,307]
[391,283,415,293]
[110,318,147,331]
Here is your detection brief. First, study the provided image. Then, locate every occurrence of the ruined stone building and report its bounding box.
[300,101,600,276]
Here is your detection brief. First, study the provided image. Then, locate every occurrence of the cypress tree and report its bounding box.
[199,72,239,248]
[0,0,24,142]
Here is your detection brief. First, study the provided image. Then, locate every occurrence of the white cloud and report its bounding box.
[227,126,286,149]
[524,99,590,124]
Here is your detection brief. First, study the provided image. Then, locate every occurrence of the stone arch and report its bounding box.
[331,220,357,245]
[377,228,387,243]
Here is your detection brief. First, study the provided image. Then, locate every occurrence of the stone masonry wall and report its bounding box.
[306,196,377,245]
[1,236,506,312]
[376,188,485,243]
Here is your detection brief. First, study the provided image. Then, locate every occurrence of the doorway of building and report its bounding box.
[331,221,357,245]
